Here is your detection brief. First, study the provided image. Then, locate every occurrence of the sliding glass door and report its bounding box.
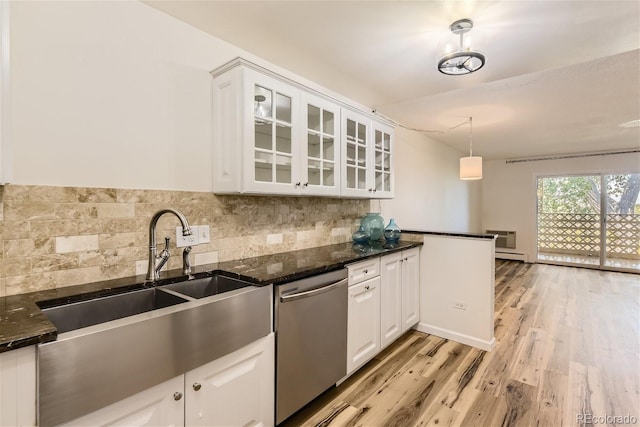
[604,174,640,270]
[537,175,601,267]
[537,173,640,272]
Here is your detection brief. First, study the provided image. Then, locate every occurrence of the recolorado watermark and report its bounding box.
[577,413,638,425]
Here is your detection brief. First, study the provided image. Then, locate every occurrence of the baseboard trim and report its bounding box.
[415,323,496,351]
[495,251,525,261]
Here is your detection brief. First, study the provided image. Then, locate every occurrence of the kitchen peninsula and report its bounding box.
[404,230,497,351]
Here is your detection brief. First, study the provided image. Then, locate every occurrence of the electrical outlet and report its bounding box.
[453,301,467,311]
[199,225,210,244]
[176,226,199,248]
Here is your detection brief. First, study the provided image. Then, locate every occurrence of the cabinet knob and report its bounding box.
[192,383,202,391]
[173,392,183,401]
[363,269,368,274]
[400,259,404,263]
[404,257,409,261]
[303,182,309,187]
[295,182,301,187]
[365,285,370,290]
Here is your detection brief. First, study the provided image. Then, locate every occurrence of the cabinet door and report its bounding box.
[244,70,300,194]
[185,333,274,427]
[380,253,402,349]
[347,277,381,374]
[300,93,341,196]
[60,376,184,427]
[371,122,394,198]
[401,248,420,332]
[341,108,371,198]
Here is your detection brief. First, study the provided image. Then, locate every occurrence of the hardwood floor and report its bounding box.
[281,260,640,427]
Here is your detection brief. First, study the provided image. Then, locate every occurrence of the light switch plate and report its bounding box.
[199,225,210,244]
[176,226,199,248]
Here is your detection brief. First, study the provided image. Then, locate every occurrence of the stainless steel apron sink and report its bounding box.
[37,275,272,427]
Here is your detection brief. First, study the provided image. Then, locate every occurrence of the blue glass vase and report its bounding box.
[384,218,401,243]
[351,225,369,244]
[361,213,384,241]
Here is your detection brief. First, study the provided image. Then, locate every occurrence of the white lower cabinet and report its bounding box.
[185,333,274,427]
[400,247,420,332]
[59,376,185,427]
[346,247,421,377]
[380,252,403,349]
[346,276,381,375]
[0,346,36,427]
[61,334,274,427]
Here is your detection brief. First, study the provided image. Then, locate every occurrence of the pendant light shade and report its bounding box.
[458,117,483,180]
[460,156,483,180]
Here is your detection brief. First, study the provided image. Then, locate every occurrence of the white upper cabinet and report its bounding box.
[300,93,341,195]
[341,109,394,199]
[211,58,394,198]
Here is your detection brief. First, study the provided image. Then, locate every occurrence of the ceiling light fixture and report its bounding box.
[438,19,485,76]
[452,117,483,180]
[619,119,640,128]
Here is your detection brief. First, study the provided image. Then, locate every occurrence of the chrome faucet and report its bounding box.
[182,246,192,275]
[146,208,192,281]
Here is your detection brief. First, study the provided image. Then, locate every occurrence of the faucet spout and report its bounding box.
[146,208,192,281]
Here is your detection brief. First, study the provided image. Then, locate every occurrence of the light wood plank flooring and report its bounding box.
[282,260,640,427]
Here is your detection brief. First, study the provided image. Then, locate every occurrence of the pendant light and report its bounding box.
[459,117,483,180]
[438,19,485,76]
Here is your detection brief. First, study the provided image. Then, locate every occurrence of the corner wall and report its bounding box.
[378,127,481,233]
[482,152,640,262]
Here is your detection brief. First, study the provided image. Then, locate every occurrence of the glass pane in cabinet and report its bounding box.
[384,153,391,171]
[357,146,367,166]
[255,121,272,150]
[323,163,334,186]
[255,152,273,182]
[346,119,356,142]
[357,168,367,189]
[308,160,321,185]
[275,155,292,183]
[376,172,383,190]
[375,130,382,149]
[323,110,334,135]
[275,93,291,124]
[347,144,356,165]
[254,86,272,119]
[323,137,334,161]
[357,123,366,144]
[276,125,292,154]
[375,151,383,169]
[384,173,391,191]
[347,167,356,189]
[308,133,320,158]
[308,105,320,132]
[384,133,391,151]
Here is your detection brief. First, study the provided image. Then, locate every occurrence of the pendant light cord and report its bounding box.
[449,116,474,156]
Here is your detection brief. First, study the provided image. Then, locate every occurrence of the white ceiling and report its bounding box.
[145,0,640,160]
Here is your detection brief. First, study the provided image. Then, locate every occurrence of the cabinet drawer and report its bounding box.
[347,258,380,285]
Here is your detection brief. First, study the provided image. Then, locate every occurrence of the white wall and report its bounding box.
[483,152,640,262]
[377,127,482,233]
[8,1,372,191]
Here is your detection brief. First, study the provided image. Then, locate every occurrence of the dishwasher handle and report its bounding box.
[280,278,348,303]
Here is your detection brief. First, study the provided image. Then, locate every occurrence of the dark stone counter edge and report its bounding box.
[404,230,498,240]
[0,240,423,353]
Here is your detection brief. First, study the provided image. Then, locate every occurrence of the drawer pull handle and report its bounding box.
[193,383,202,391]
[174,392,183,401]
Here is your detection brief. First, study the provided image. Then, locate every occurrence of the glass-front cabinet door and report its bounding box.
[244,71,299,194]
[341,109,371,197]
[371,122,394,198]
[300,94,340,195]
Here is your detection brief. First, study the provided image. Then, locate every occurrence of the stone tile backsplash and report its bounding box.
[0,185,368,297]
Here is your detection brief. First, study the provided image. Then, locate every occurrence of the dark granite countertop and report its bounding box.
[0,240,421,353]
[404,229,498,240]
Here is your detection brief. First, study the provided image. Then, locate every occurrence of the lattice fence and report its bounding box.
[537,213,640,259]
[606,214,640,259]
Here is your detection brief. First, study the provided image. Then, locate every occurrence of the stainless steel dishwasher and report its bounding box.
[275,268,348,425]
